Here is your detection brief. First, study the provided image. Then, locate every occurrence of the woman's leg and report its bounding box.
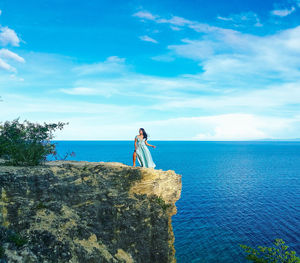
[133,151,137,166]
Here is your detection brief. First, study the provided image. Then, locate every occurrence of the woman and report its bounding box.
[133,128,156,168]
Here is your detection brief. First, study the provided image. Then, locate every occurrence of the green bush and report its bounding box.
[0,245,4,258]
[240,239,300,263]
[8,233,27,247]
[35,201,47,210]
[152,196,172,211]
[0,118,67,166]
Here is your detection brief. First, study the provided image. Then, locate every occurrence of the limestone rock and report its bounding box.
[0,161,182,263]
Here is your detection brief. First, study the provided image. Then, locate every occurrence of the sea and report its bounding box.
[51,141,300,262]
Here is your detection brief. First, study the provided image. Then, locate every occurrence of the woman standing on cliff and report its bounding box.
[133,128,156,168]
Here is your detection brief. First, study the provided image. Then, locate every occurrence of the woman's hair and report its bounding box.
[139,128,148,140]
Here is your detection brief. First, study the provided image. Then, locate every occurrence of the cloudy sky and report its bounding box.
[0,0,300,140]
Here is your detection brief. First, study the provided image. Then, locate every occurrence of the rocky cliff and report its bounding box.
[0,161,182,263]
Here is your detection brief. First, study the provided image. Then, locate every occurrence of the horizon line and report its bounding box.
[52,139,300,142]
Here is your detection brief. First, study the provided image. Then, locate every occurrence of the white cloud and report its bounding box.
[60,86,118,97]
[0,93,137,117]
[167,25,300,85]
[2,9,300,140]
[0,19,24,72]
[271,6,295,17]
[55,113,299,140]
[192,114,296,140]
[0,49,25,63]
[0,26,20,46]
[217,16,233,21]
[2,91,297,140]
[2,49,300,140]
[170,26,181,31]
[217,12,262,27]
[169,39,215,60]
[73,56,127,75]
[69,72,209,98]
[152,82,300,112]
[0,58,16,72]
[60,87,102,95]
[106,56,125,63]
[157,16,192,26]
[133,11,157,20]
[133,10,220,33]
[139,35,158,43]
[133,10,245,36]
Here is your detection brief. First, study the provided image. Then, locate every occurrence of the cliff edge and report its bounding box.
[0,161,182,263]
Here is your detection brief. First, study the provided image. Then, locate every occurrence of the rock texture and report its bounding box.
[0,161,182,263]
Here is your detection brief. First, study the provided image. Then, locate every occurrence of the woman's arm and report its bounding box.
[145,140,156,148]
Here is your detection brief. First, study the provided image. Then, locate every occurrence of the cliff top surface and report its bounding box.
[1,160,181,204]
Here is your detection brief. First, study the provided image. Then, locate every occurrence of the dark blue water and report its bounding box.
[51,141,300,262]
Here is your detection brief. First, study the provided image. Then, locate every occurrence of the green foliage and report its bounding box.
[8,233,27,247]
[0,118,67,166]
[0,245,4,258]
[240,239,300,263]
[35,201,47,210]
[153,196,172,211]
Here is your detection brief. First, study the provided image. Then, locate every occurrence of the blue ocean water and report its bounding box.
[51,141,300,262]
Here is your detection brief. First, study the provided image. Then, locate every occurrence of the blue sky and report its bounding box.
[0,0,300,140]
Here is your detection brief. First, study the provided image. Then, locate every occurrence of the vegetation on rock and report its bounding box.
[0,245,4,258]
[240,239,300,263]
[7,232,27,248]
[0,227,28,261]
[152,196,172,211]
[0,119,67,166]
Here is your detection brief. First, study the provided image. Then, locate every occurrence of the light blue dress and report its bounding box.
[135,135,156,168]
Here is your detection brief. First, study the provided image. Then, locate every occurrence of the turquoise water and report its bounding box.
[52,141,300,262]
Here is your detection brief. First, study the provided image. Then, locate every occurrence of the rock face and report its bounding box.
[0,161,182,263]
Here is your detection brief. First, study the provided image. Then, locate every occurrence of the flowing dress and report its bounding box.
[135,135,156,168]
